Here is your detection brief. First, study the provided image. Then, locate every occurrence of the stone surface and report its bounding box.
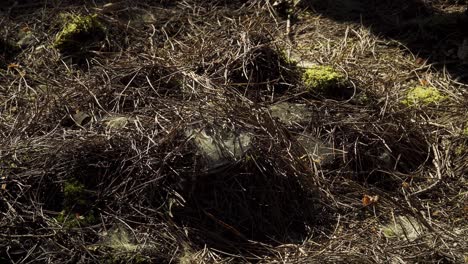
[269,102,336,165]
[297,134,336,166]
[17,31,36,48]
[103,116,131,130]
[381,215,425,241]
[186,127,251,167]
[269,102,311,124]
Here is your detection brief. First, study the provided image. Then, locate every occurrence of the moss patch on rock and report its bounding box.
[302,65,345,92]
[401,86,446,107]
[54,14,106,57]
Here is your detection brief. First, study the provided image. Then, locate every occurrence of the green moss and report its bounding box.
[401,86,446,106]
[279,49,298,65]
[54,14,105,55]
[57,178,98,227]
[56,210,97,228]
[353,92,372,105]
[382,226,396,238]
[454,145,465,156]
[302,65,344,92]
[63,179,87,210]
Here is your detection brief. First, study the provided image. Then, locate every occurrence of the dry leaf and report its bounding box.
[362,194,379,206]
[21,25,30,32]
[415,57,426,65]
[76,213,84,220]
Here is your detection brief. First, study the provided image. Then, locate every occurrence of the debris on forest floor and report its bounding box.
[0,1,466,263]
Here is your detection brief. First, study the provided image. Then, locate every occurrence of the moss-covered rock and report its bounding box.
[401,86,446,107]
[302,66,345,94]
[54,14,106,57]
[302,65,345,92]
[381,215,425,241]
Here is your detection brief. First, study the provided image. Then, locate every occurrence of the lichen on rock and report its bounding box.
[302,65,345,92]
[401,85,446,106]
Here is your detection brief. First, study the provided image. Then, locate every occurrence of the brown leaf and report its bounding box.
[362,194,379,206]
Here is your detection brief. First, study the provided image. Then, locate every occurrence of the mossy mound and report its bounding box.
[301,65,355,99]
[302,65,344,91]
[401,86,446,106]
[54,14,106,58]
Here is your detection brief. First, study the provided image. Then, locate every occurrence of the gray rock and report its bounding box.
[269,102,311,124]
[17,31,36,48]
[381,215,426,241]
[297,134,336,166]
[186,127,251,168]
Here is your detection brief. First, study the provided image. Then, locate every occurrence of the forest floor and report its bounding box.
[0,0,467,263]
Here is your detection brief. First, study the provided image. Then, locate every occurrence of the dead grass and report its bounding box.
[0,0,466,263]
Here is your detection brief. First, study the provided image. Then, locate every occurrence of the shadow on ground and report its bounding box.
[296,0,468,82]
